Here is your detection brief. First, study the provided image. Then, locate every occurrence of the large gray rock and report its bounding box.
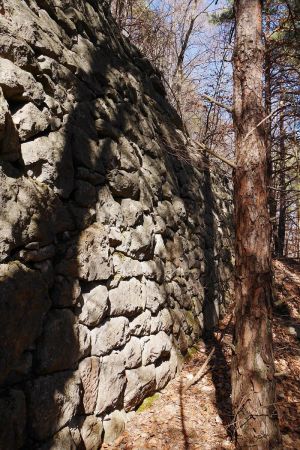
[21,131,74,198]
[0,58,44,102]
[95,352,126,415]
[113,252,164,283]
[27,371,81,441]
[96,185,124,227]
[116,217,154,260]
[35,309,90,374]
[124,365,156,411]
[91,317,129,356]
[118,137,141,171]
[0,389,26,450]
[40,426,81,450]
[56,224,112,281]
[0,87,20,161]
[79,357,101,414]
[121,199,143,227]
[73,180,97,208]
[51,277,81,308]
[142,331,172,365]
[150,308,173,334]
[0,168,74,260]
[103,410,126,444]
[0,262,50,384]
[107,169,140,199]
[80,416,103,450]
[156,360,172,390]
[121,337,142,369]
[109,278,145,317]
[129,310,152,336]
[143,279,166,313]
[79,284,109,327]
[12,102,49,141]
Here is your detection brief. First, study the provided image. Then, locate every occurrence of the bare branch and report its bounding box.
[202,93,233,114]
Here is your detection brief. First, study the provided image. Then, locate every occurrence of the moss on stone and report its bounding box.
[137,393,160,413]
[186,346,198,360]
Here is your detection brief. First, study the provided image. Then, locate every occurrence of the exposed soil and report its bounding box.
[103,259,300,450]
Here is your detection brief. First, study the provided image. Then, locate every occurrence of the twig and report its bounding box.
[184,347,215,391]
[184,314,234,391]
[244,106,287,142]
[190,139,236,169]
[202,94,233,114]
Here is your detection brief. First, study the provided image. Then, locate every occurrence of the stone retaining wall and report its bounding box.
[0,1,233,448]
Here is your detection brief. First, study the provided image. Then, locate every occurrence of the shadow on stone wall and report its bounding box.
[0,0,233,448]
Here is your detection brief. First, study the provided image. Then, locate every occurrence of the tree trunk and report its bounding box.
[277,107,286,257]
[232,1,281,448]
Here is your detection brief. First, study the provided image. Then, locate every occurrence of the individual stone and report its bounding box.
[151,309,173,334]
[0,33,36,69]
[103,410,126,444]
[154,234,167,260]
[156,360,172,390]
[128,215,155,260]
[0,167,74,261]
[96,120,121,140]
[76,166,105,185]
[121,199,143,227]
[51,277,81,308]
[35,309,90,374]
[27,371,81,441]
[173,197,187,219]
[40,426,80,450]
[57,224,112,281]
[95,352,126,415]
[0,87,20,161]
[109,279,145,317]
[12,102,49,141]
[17,244,55,262]
[124,365,156,411]
[142,332,172,365]
[4,351,32,385]
[119,137,141,171]
[121,337,142,369]
[107,169,140,199]
[74,180,96,208]
[0,262,50,384]
[0,58,44,102]
[67,203,96,231]
[0,389,26,450]
[117,220,154,261]
[72,127,104,173]
[79,284,109,327]
[143,279,165,313]
[96,186,123,227]
[80,416,103,450]
[91,317,129,356]
[21,131,74,198]
[155,201,178,230]
[79,357,101,414]
[129,310,152,336]
[108,228,123,247]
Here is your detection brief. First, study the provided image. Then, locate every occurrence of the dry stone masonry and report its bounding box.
[0,1,234,448]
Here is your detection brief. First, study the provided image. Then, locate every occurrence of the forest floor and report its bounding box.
[103,258,300,450]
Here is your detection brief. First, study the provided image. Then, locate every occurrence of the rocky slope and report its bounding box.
[0,0,233,448]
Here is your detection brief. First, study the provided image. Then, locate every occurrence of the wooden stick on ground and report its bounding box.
[184,347,215,392]
[184,314,234,392]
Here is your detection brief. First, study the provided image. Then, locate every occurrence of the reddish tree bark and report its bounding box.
[232,1,282,448]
